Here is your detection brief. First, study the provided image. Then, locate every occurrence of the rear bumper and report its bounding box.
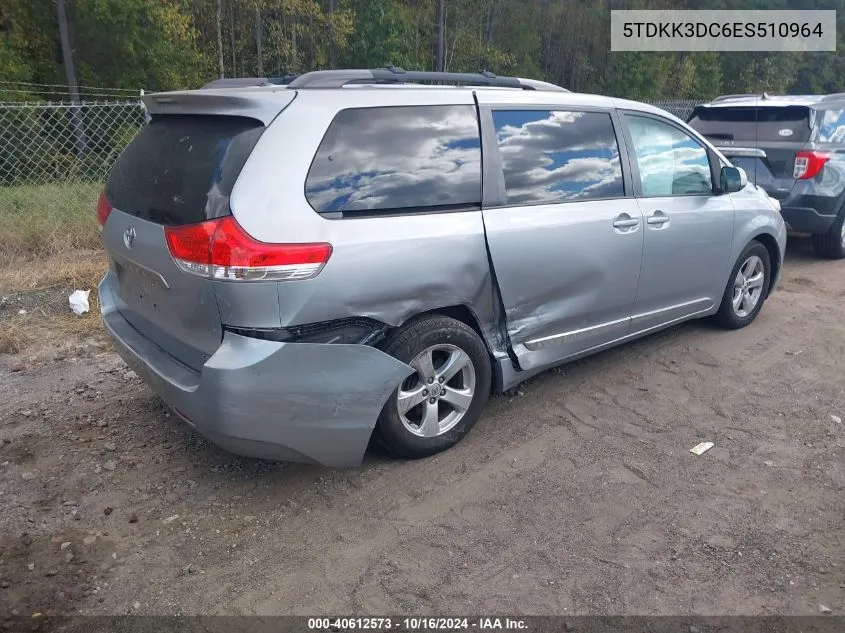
[766,190,841,234]
[780,205,839,234]
[99,273,413,467]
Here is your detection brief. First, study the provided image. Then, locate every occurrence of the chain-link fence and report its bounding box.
[0,101,146,185]
[0,100,146,260]
[646,99,704,121]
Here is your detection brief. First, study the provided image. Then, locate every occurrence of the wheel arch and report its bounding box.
[749,232,782,296]
[388,304,504,394]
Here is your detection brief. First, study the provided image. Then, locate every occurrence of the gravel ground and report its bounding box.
[0,237,843,619]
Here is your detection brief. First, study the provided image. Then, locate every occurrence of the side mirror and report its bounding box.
[720,165,747,193]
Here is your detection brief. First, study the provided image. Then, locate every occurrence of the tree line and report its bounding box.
[1,0,844,102]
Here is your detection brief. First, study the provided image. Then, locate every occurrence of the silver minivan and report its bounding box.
[98,68,786,466]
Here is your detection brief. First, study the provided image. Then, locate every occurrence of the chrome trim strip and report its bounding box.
[717,147,767,158]
[617,308,713,343]
[523,317,630,351]
[569,307,713,360]
[522,298,713,352]
[630,298,712,327]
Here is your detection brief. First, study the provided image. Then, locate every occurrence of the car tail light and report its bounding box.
[96,191,113,226]
[794,151,829,180]
[164,216,332,282]
[163,219,218,277]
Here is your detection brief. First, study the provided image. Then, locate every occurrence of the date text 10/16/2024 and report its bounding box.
[308,618,529,630]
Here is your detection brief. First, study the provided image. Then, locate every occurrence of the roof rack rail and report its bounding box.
[202,75,297,89]
[710,93,769,103]
[284,67,568,92]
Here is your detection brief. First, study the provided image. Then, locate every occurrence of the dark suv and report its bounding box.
[688,94,845,259]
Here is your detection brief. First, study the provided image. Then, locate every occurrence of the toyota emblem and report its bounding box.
[123,227,136,249]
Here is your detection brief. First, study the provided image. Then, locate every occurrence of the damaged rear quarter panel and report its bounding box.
[275,212,499,345]
[226,90,501,349]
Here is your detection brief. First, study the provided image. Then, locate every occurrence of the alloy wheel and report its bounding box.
[732,255,765,318]
[396,344,476,438]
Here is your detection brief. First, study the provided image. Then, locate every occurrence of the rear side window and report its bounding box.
[688,106,812,143]
[491,110,624,205]
[106,115,263,226]
[305,105,481,216]
[819,109,845,143]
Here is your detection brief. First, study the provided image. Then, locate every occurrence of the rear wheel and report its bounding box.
[713,241,771,330]
[375,315,491,459]
[812,209,845,259]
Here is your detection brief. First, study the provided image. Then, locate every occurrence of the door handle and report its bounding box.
[612,215,640,229]
[647,210,670,226]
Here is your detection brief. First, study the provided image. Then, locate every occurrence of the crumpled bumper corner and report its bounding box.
[100,273,414,467]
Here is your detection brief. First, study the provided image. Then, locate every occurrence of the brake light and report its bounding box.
[96,191,113,226]
[164,216,332,282]
[163,219,218,277]
[794,151,829,180]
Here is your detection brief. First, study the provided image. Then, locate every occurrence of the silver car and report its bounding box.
[98,68,786,466]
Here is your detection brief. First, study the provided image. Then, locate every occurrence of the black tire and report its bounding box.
[713,240,772,330]
[374,315,491,459]
[812,209,845,259]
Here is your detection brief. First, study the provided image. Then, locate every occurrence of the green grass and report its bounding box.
[0,182,103,264]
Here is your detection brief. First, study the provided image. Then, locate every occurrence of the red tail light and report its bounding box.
[163,219,219,277]
[164,216,332,282]
[96,191,113,226]
[794,151,829,180]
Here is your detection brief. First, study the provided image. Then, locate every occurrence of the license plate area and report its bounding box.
[113,257,171,313]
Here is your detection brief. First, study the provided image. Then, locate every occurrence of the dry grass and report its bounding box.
[0,309,104,356]
[1,182,106,356]
[0,182,102,264]
[0,250,107,356]
[0,249,106,294]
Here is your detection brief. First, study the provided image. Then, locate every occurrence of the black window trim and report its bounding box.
[480,104,632,210]
[319,202,482,221]
[303,103,483,220]
[620,109,718,199]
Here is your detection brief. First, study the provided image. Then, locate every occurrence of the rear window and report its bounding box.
[106,115,263,225]
[305,105,481,217]
[688,106,812,143]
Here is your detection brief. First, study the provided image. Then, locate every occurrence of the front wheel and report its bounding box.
[374,315,491,459]
[713,241,772,330]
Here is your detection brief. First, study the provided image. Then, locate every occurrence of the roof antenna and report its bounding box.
[754,92,759,187]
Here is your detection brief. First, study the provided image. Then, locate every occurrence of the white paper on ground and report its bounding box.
[68,289,91,316]
[690,441,715,456]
